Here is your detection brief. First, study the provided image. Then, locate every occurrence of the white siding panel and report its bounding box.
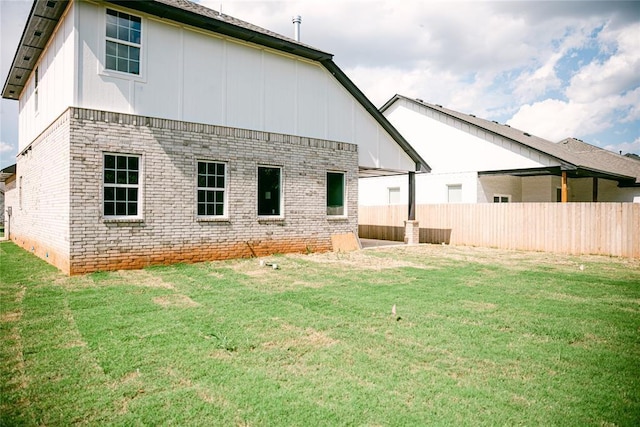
[296,61,326,138]
[77,2,132,114]
[355,107,379,168]
[385,102,562,174]
[68,1,417,173]
[19,4,75,149]
[326,82,353,143]
[225,41,262,130]
[263,53,296,134]
[134,21,181,120]
[181,29,225,124]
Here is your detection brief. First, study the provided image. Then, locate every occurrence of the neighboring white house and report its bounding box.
[1,1,428,274]
[360,95,640,205]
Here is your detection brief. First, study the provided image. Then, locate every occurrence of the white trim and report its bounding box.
[195,160,229,220]
[326,170,347,217]
[102,152,143,220]
[98,6,146,82]
[257,165,284,219]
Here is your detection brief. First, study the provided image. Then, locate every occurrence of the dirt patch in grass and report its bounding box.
[461,300,498,311]
[1,311,22,322]
[115,270,177,289]
[262,322,339,351]
[153,294,200,308]
[292,250,430,271]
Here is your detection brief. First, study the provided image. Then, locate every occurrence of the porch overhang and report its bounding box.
[478,166,638,187]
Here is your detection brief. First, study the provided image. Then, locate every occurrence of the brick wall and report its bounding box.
[6,111,71,272]
[65,108,358,274]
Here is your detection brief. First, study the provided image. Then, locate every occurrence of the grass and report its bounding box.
[1,241,639,426]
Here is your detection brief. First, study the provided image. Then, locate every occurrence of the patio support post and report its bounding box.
[561,171,568,203]
[592,177,598,202]
[404,171,419,245]
[408,171,416,221]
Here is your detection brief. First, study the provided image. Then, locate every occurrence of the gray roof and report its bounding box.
[2,0,429,174]
[382,94,640,185]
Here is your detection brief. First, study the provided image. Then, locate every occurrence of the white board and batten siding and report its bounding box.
[18,4,76,151]
[13,0,412,173]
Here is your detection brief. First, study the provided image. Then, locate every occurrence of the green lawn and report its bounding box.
[1,241,639,426]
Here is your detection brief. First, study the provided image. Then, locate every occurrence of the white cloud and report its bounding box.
[604,137,640,155]
[566,22,640,103]
[0,140,15,154]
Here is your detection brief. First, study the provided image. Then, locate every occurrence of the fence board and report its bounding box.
[358,203,640,258]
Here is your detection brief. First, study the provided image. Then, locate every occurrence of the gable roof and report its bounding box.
[2,0,429,174]
[381,94,639,185]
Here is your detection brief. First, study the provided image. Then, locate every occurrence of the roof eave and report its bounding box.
[321,68,430,173]
[104,0,333,62]
[2,0,70,100]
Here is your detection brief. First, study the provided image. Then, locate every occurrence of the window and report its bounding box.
[447,184,462,203]
[388,187,401,205]
[19,176,23,210]
[105,9,141,75]
[103,154,140,217]
[327,172,345,216]
[258,166,281,216]
[197,161,227,217]
[34,67,39,112]
[493,195,510,203]
[556,187,562,203]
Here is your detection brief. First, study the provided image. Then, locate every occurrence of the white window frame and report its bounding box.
[493,194,511,203]
[196,160,228,219]
[101,7,145,80]
[326,171,346,217]
[447,184,462,204]
[103,153,142,220]
[388,187,401,205]
[257,165,283,218]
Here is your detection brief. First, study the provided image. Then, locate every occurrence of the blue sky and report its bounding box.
[1,0,639,170]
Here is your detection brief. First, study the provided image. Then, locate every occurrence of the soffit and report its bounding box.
[2,0,69,99]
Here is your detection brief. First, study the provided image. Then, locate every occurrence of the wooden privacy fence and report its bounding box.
[358,203,640,258]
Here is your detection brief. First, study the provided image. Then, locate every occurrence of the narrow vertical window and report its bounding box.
[388,187,400,205]
[34,67,39,112]
[105,9,141,75]
[197,161,227,217]
[19,176,23,210]
[447,184,462,203]
[327,172,345,216]
[258,166,281,216]
[103,153,140,217]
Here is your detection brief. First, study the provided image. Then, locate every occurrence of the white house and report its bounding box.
[360,95,640,205]
[1,1,428,274]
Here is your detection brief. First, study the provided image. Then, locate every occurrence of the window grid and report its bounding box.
[103,154,140,217]
[197,161,226,217]
[493,194,510,203]
[105,9,141,75]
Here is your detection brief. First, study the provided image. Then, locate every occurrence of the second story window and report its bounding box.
[105,9,141,75]
[34,67,39,112]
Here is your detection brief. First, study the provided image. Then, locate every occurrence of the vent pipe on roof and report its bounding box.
[292,15,301,41]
